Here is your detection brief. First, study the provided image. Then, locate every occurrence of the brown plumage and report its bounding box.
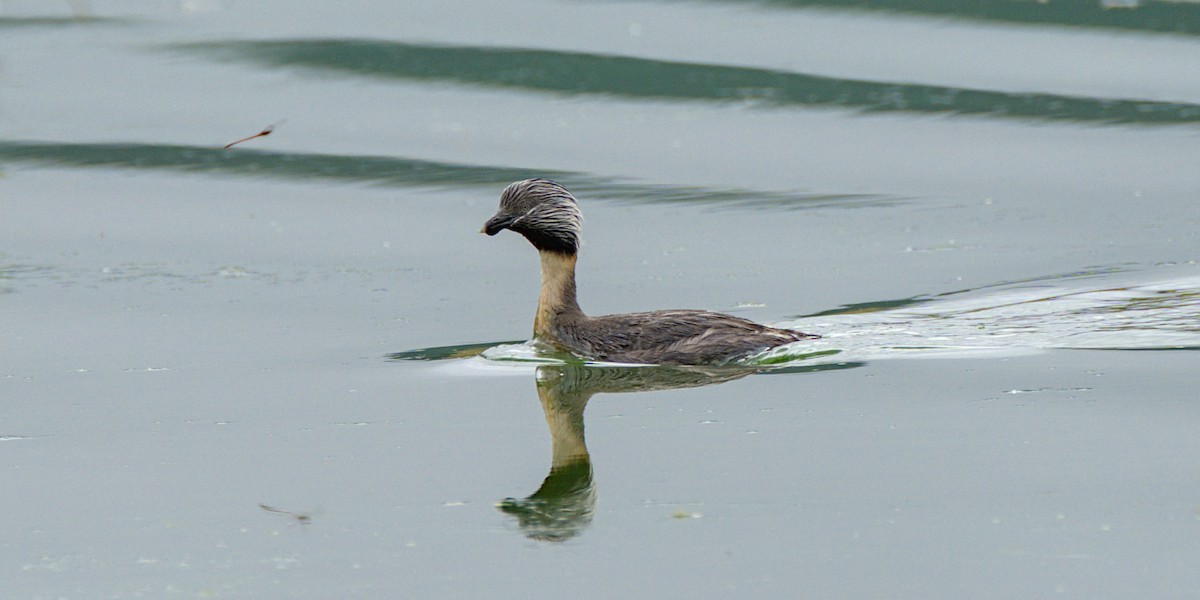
[482,179,816,365]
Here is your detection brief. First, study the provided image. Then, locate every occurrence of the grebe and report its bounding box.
[481,179,816,365]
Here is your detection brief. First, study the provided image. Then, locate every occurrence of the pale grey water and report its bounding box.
[2,1,1199,598]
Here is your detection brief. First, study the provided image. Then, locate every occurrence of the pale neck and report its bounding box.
[534,251,583,338]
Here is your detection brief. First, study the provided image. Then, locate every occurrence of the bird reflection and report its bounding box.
[497,363,753,542]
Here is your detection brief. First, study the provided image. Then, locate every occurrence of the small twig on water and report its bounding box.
[224,120,285,149]
[258,503,313,527]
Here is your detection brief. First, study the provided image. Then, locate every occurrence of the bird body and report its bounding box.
[483,179,814,365]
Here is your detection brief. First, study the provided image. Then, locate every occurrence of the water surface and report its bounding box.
[2,1,1198,597]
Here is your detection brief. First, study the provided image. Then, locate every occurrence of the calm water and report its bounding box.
[2,1,1199,597]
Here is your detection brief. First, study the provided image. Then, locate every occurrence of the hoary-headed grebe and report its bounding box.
[481,179,816,365]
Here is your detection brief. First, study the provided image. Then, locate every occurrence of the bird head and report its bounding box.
[482,179,583,255]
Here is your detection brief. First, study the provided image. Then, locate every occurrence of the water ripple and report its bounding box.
[769,269,1200,363]
[0,140,886,209]
[0,16,126,28]
[171,39,1200,125]
[676,0,1200,37]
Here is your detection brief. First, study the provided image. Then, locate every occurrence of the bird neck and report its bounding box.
[535,250,584,338]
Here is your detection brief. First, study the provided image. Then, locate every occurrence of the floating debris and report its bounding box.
[258,503,313,528]
[224,120,284,149]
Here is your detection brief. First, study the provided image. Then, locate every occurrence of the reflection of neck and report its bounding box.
[537,387,590,468]
[535,251,583,339]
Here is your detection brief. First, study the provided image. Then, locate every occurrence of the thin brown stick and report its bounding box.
[223,120,285,149]
[258,503,313,526]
